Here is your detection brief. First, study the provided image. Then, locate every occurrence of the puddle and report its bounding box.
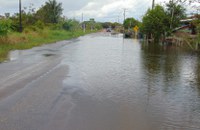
[8,50,22,61]
[43,54,56,57]
[36,49,58,52]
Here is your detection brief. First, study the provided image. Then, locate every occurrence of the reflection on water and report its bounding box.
[0,53,8,63]
[61,34,200,130]
[141,43,200,129]
[1,33,200,130]
[8,50,22,61]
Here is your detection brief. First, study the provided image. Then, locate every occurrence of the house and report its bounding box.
[0,15,5,19]
[166,15,199,49]
[173,15,199,36]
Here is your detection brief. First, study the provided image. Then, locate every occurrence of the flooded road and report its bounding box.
[0,32,200,130]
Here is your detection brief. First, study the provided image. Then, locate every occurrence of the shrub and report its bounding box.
[0,19,12,36]
[197,24,200,41]
[28,26,39,32]
[49,23,63,30]
[35,20,45,29]
[62,19,79,31]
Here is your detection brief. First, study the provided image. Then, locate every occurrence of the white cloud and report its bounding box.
[0,0,196,22]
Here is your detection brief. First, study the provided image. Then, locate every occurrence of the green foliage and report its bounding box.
[195,17,200,40]
[27,26,39,32]
[166,1,186,29]
[36,0,63,24]
[49,23,63,30]
[123,18,140,29]
[94,22,103,30]
[0,28,96,62]
[62,19,80,31]
[21,4,37,27]
[0,19,12,36]
[141,5,170,42]
[102,22,121,29]
[102,22,112,28]
[34,20,45,29]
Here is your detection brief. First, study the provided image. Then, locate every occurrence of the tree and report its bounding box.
[62,19,79,31]
[123,18,140,29]
[36,0,63,24]
[102,22,112,28]
[176,0,200,13]
[194,15,200,40]
[166,1,186,29]
[22,4,37,27]
[0,19,12,36]
[141,5,170,42]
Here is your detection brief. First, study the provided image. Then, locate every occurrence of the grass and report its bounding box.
[0,28,97,62]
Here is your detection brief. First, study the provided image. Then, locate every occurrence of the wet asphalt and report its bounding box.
[0,32,200,130]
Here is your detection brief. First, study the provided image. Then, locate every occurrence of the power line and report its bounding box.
[81,13,86,33]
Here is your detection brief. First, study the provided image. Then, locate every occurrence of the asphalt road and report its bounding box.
[0,32,200,130]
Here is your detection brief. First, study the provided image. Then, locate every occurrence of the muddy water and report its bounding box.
[0,33,200,130]
[60,33,200,130]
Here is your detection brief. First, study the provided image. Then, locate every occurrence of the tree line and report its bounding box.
[123,0,200,43]
[0,0,103,38]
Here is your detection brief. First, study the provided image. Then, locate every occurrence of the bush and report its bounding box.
[62,19,79,31]
[49,23,63,30]
[0,19,12,36]
[62,21,71,31]
[197,24,200,41]
[35,20,45,29]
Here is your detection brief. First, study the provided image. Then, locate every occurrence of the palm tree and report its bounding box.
[36,0,63,23]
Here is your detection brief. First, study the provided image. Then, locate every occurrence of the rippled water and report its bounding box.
[61,33,200,130]
[1,33,200,130]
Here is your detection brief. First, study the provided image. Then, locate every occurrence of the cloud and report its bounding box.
[66,0,145,22]
[0,0,195,22]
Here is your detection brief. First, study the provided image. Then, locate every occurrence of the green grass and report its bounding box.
[0,29,97,62]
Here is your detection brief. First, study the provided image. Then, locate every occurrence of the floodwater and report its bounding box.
[0,33,200,130]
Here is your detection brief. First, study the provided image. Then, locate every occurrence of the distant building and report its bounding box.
[0,15,5,19]
[173,15,199,35]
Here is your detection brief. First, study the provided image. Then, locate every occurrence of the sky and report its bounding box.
[0,0,197,22]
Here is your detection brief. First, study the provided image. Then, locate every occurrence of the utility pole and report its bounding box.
[82,13,85,33]
[152,0,155,9]
[123,9,126,23]
[123,9,127,38]
[118,15,120,23]
[19,0,23,32]
[82,13,83,23]
[170,0,175,29]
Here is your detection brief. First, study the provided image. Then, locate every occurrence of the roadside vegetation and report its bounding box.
[140,1,186,42]
[0,0,102,62]
[140,0,200,45]
[123,0,200,48]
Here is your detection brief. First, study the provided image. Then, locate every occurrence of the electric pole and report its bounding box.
[123,9,127,38]
[152,0,155,9]
[118,15,120,23]
[170,0,175,29]
[82,13,83,23]
[123,9,126,23]
[82,13,85,33]
[19,0,23,32]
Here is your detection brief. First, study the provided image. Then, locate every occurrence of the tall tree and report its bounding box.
[36,0,63,24]
[141,5,170,42]
[123,18,140,29]
[166,1,186,29]
[177,0,200,13]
